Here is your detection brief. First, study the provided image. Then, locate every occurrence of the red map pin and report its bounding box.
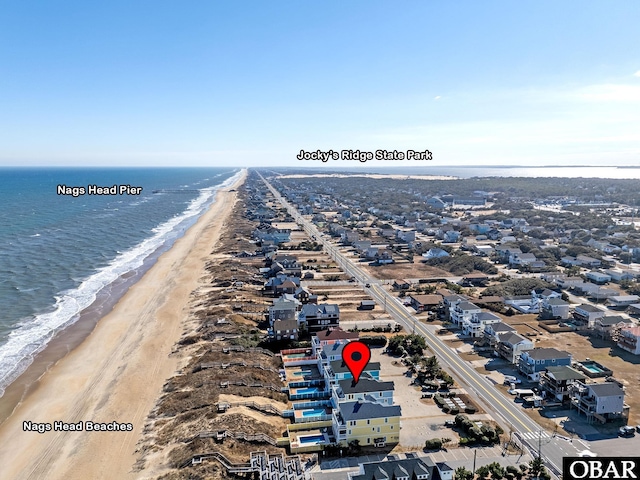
[342,341,371,384]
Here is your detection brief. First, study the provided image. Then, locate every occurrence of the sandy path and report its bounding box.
[0,170,246,480]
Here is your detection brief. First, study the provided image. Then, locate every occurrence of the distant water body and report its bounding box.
[363,165,640,179]
[0,167,241,397]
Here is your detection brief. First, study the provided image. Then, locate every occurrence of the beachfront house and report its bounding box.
[331,373,395,406]
[332,399,401,448]
[311,328,358,351]
[348,456,451,480]
[268,294,300,325]
[298,303,340,332]
[327,359,380,384]
[270,319,299,341]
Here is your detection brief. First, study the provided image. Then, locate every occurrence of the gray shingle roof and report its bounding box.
[589,382,624,397]
[330,359,381,375]
[338,375,394,394]
[340,400,401,422]
[524,347,571,361]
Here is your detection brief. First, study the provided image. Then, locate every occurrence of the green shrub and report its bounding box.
[455,414,469,427]
[360,336,388,347]
[424,438,443,450]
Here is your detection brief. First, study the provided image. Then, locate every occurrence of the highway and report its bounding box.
[259,174,587,476]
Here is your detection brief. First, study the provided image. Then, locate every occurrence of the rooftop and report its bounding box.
[338,374,394,394]
[523,347,571,361]
[349,457,438,480]
[330,359,381,375]
[314,327,358,342]
[588,382,625,397]
[340,400,401,422]
[544,365,586,382]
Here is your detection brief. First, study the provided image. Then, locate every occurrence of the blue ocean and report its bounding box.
[0,167,241,396]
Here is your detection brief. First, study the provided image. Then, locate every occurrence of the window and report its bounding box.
[367,420,370,425]
[377,427,380,432]
[384,418,388,423]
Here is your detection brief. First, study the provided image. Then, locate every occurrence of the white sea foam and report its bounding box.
[0,169,243,397]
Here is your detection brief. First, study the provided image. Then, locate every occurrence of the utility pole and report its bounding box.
[538,430,542,460]
[472,448,477,476]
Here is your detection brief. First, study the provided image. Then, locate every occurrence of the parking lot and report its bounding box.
[371,348,496,449]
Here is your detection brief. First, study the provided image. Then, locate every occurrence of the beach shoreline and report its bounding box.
[0,169,247,480]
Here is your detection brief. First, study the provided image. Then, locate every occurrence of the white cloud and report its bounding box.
[634,70,640,77]
[434,96,441,100]
[576,83,640,102]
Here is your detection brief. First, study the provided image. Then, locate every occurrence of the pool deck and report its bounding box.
[293,406,332,421]
[285,364,323,381]
[289,429,331,450]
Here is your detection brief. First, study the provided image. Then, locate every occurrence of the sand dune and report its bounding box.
[0,170,246,480]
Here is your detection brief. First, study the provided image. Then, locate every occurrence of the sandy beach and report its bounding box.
[0,169,246,480]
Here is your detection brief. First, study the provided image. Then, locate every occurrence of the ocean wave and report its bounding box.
[0,169,242,397]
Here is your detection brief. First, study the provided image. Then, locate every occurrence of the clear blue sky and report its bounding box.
[1,1,639,167]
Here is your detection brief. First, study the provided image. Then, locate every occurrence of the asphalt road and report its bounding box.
[260,174,586,477]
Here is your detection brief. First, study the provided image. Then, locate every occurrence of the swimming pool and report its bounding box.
[299,434,326,444]
[296,387,321,395]
[584,365,604,374]
[301,408,326,417]
[293,370,312,376]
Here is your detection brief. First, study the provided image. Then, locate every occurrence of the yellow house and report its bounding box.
[332,399,401,447]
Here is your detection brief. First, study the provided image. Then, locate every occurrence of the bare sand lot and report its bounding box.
[0,172,246,480]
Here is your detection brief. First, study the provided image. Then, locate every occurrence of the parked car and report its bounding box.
[619,426,635,437]
[503,375,522,385]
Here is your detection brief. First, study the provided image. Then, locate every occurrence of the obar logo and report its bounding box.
[564,458,639,480]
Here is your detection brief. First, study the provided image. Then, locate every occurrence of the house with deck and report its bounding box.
[495,332,534,364]
[299,304,340,332]
[539,366,586,403]
[311,328,358,350]
[331,373,395,406]
[617,326,640,355]
[348,456,450,480]
[270,319,299,341]
[462,311,502,337]
[570,381,628,423]
[449,301,482,327]
[593,315,634,340]
[518,347,572,381]
[332,400,401,448]
[572,304,605,328]
[268,294,301,325]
